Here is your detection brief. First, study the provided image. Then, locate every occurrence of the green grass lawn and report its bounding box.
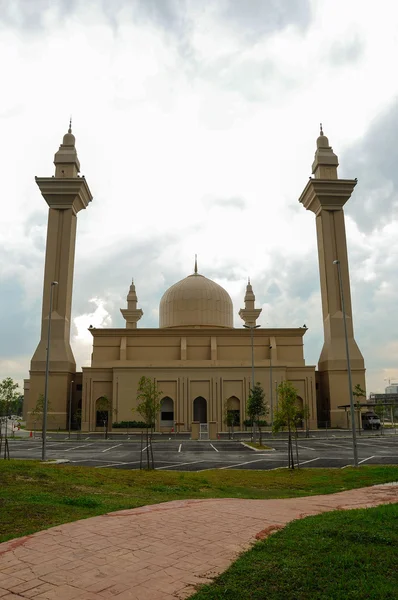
[190,503,398,599]
[1,461,398,543]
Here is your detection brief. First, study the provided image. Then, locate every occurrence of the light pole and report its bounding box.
[333,260,358,467]
[244,324,261,440]
[269,345,273,430]
[68,380,74,439]
[42,281,58,461]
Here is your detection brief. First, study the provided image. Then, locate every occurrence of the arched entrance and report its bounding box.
[95,396,111,428]
[193,396,207,423]
[160,396,174,427]
[296,396,304,428]
[225,396,240,427]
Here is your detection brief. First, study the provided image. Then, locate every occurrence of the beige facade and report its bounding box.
[24,125,365,432]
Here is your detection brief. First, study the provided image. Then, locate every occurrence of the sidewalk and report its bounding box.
[0,484,397,600]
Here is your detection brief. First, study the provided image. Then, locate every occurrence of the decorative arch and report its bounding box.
[193,396,207,423]
[160,396,174,426]
[226,396,240,427]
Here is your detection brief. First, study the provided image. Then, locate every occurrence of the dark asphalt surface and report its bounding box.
[5,435,398,471]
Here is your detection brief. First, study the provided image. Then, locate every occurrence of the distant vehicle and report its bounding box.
[361,411,381,430]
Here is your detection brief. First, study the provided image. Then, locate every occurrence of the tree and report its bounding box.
[353,384,366,435]
[31,394,53,437]
[134,376,163,469]
[0,377,20,417]
[223,399,236,440]
[0,377,20,440]
[272,381,302,469]
[247,383,268,446]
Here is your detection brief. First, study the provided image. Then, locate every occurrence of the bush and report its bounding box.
[112,420,154,429]
[243,419,268,427]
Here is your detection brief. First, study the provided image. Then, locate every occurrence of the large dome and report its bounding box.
[159,272,233,328]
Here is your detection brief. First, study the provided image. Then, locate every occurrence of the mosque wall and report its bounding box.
[81,363,317,433]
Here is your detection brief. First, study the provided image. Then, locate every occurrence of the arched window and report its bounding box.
[160,397,174,426]
[193,396,207,423]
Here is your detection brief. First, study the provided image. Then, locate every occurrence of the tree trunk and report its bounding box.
[146,427,150,469]
[290,435,295,469]
[295,430,300,469]
[150,426,155,469]
[259,424,262,447]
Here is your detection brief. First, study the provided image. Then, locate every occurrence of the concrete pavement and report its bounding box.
[0,484,397,599]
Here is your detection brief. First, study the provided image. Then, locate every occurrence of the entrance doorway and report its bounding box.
[193,396,207,423]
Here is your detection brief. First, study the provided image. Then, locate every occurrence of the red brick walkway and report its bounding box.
[0,484,397,600]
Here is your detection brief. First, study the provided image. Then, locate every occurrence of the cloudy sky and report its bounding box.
[1,0,398,395]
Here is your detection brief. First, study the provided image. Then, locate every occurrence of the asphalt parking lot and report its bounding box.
[5,436,398,471]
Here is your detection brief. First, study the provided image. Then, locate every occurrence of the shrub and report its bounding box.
[112,420,154,429]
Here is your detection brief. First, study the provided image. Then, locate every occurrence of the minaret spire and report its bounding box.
[121,278,143,328]
[311,124,339,180]
[194,254,198,274]
[239,279,262,327]
[68,116,72,134]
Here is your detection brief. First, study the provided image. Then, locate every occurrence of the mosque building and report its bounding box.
[24,124,365,435]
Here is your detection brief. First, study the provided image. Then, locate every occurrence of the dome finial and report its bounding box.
[68,116,72,134]
[248,276,250,285]
[320,122,323,136]
[194,254,198,274]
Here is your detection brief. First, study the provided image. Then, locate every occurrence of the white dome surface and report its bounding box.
[159,273,233,328]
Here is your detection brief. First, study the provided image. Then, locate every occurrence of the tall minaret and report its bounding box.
[28,123,93,428]
[120,279,143,328]
[239,278,262,326]
[298,126,365,426]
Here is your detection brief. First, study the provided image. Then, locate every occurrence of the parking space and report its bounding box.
[5,436,398,471]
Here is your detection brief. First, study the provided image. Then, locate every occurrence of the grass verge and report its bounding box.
[190,503,398,599]
[244,442,273,450]
[0,461,398,543]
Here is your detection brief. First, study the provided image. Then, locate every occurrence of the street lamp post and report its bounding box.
[244,324,261,440]
[333,260,358,467]
[68,380,74,439]
[42,281,58,462]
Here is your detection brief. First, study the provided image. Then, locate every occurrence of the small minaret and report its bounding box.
[299,125,365,426]
[28,122,93,428]
[120,279,143,328]
[239,278,262,326]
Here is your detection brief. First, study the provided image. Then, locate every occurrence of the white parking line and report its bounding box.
[178,444,182,453]
[210,444,219,452]
[156,460,206,470]
[220,458,267,470]
[300,457,320,465]
[102,444,122,453]
[358,455,375,465]
[22,443,63,451]
[64,443,95,452]
[298,445,316,451]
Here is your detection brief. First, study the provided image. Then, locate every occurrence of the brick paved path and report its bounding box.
[0,484,397,600]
